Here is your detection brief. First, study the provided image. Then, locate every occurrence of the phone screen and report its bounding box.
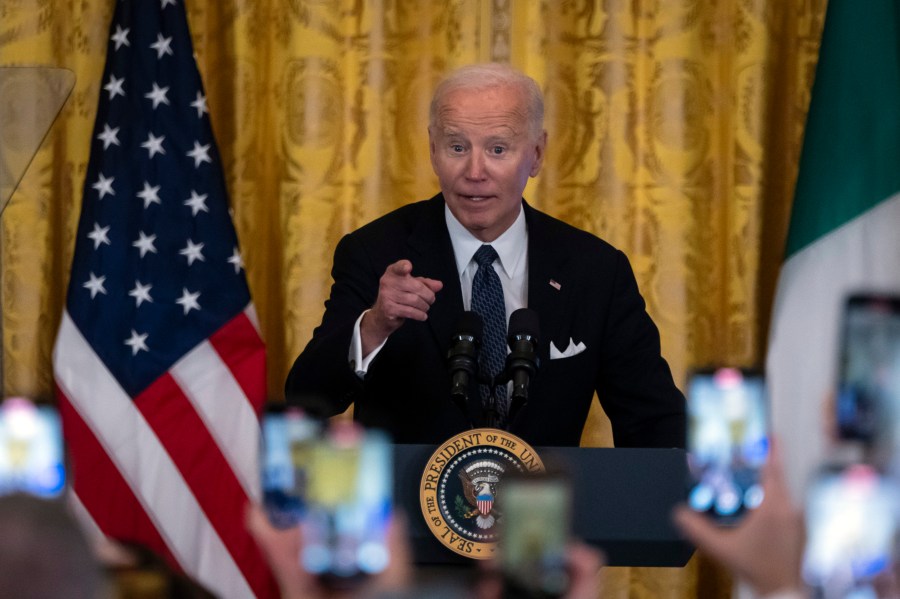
[301,422,392,585]
[499,472,571,599]
[0,398,66,498]
[686,367,769,524]
[260,408,392,586]
[260,405,319,528]
[836,294,900,447]
[802,464,899,595]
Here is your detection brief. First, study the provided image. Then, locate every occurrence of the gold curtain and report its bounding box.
[1,0,826,597]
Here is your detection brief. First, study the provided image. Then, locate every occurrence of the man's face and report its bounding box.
[429,85,546,242]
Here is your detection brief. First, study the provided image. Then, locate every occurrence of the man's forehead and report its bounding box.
[434,105,527,138]
[437,85,527,115]
[437,121,520,139]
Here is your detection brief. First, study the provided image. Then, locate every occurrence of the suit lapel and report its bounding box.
[406,194,464,353]
[407,195,487,425]
[525,204,574,363]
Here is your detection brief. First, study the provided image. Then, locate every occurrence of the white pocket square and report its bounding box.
[549,339,586,360]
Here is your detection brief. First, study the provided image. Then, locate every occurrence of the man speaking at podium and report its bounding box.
[285,63,685,448]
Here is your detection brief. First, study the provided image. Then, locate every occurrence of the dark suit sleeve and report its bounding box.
[595,250,686,448]
[284,233,377,417]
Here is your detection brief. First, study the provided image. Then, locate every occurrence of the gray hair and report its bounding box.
[429,63,544,139]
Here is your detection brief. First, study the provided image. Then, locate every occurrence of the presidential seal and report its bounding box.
[419,428,544,559]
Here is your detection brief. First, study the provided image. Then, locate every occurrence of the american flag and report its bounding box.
[52,1,274,597]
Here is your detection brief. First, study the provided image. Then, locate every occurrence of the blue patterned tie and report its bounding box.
[471,245,507,426]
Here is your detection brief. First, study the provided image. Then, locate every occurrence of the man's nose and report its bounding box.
[465,152,487,180]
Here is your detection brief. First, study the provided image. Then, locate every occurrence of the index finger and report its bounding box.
[419,276,444,294]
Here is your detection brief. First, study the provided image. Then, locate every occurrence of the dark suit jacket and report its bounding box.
[285,194,685,447]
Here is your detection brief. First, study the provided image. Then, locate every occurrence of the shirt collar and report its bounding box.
[445,203,527,278]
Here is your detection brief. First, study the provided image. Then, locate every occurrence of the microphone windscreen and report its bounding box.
[508,308,540,341]
[456,311,484,340]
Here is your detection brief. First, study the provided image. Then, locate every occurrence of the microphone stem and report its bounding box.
[485,385,502,430]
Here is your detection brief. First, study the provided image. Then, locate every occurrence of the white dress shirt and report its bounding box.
[349,204,529,376]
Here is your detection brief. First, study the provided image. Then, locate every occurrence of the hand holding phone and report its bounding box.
[260,407,392,589]
[686,368,769,525]
[802,463,900,596]
[301,421,392,587]
[674,440,805,596]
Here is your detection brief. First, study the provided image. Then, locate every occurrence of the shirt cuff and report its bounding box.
[349,310,387,378]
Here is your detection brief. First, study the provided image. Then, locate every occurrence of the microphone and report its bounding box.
[447,312,483,422]
[504,308,540,422]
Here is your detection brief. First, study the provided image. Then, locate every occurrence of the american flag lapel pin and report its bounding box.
[549,279,561,291]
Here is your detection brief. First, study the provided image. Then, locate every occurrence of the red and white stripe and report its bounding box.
[53,306,274,599]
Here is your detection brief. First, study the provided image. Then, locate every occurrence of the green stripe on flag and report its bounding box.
[787,0,900,258]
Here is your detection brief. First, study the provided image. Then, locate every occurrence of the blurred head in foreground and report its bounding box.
[0,493,111,599]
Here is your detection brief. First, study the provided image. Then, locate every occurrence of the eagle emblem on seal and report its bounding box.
[458,460,505,529]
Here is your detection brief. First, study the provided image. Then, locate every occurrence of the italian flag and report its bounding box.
[766,0,900,496]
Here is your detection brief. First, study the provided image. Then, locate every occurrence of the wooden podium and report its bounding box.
[393,444,694,567]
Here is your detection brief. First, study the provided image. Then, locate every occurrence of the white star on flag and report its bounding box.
[124,329,149,355]
[111,25,130,50]
[104,74,125,99]
[186,141,212,167]
[184,190,209,216]
[87,223,111,249]
[97,124,121,149]
[144,83,170,109]
[179,239,205,265]
[227,247,244,274]
[92,173,115,199]
[141,132,166,158]
[132,231,158,257]
[83,273,107,299]
[175,288,201,315]
[150,33,173,59]
[128,281,153,307]
[190,91,208,118]
[136,182,162,208]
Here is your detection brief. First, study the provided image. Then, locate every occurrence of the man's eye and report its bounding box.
[491,146,506,155]
[451,144,465,153]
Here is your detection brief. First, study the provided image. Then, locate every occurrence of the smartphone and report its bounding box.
[686,367,769,524]
[301,421,392,587]
[260,409,393,586]
[0,397,66,498]
[802,463,899,596]
[499,469,572,599]
[835,294,900,448]
[260,404,320,528]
